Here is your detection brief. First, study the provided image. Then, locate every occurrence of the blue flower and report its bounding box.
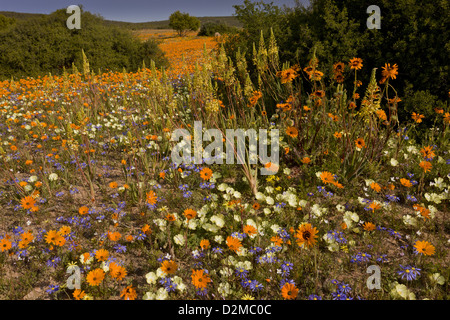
[183,191,193,198]
[241,278,252,288]
[397,265,421,281]
[196,288,208,296]
[308,294,322,300]
[249,280,263,292]
[235,267,249,279]
[212,247,223,254]
[338,283,352,294]
[46,257,61,268]
[279,278,295,288]
[135,231,146,240]
[331,291,347,300]
[113,244,127,253]
[46,285,59,294]
[12,226,24,236]
[280,261,293,276]
[162,277,177,292]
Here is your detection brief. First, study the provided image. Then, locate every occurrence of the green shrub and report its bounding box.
[0,14,15,31]
[0,9,168,79]
[197,22,238,36]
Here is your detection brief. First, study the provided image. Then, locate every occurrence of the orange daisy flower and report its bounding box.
[199,167,213,181]
[191,269,211,289]
[281,283,299,300]
[349,57,363,70]
[286,126,298,138]
[294,223,319,248]
[86,268,105,286]
[226,236,242,252]
[95,249,109,262]
[120,285,137,300]
[183,208,197,220]
[161,260,178,275]
[200,239,210,250]
[414,240,435,256]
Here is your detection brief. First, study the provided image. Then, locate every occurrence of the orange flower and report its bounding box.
[161,260,178,275]
[141,224,151,235]
[200,239,210,250]
[0,238,12,252]
[400,178,412,188]
[44,230,59,245]
[146,190,158,206]
[420,146,435,159]
[294,223,319,248]
[363,222,376,231]
[413,205,431,219]
[320,171,335,184]
[381,63,398,80]
[286,126,298,138]
[277,67,298,83]
[226,236,242,252]
[281,283,299,300]
[109,262,127,281]
[20,196,36,210]
[333,62,345,73]
[444,112,450,124]
[412,112,425,123]
[78,206,89,215]
[95,249,109,262]
[183,208,197,220]
[370,182,381,193]
[349,57,363,70]
[120,285,137,300]
[86,268,105,286]
[191,269,211,289]
[355,138,366,149]
[199,167,213,180]
[271,236,283,246]
[301,157,311,164]
[73,289,86,300]
[20,230,34,244]
[334,132,342,138]
[414,240,435,256]
[165,213,176,222]
[376,109,387,121]
[107,231,122,241]
[109,181,118,189]
[419,160,432,173]
[243,225,257,237]
[58,226,71,236]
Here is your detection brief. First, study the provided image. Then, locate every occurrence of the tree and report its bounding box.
[168,11,200,36]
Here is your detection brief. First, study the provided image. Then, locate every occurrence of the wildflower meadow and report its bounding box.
[0,1,449,304]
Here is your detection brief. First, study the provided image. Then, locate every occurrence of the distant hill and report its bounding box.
[0,11,242,30]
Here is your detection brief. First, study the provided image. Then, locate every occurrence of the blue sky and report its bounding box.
[0,0,309,22]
